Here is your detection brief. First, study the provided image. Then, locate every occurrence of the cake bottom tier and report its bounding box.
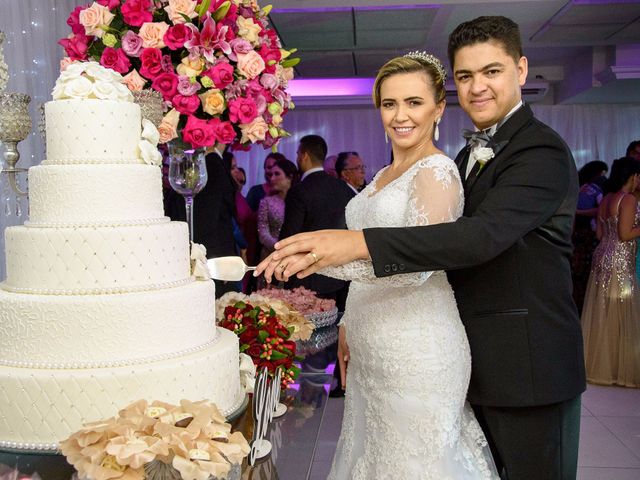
[0,328,243,450]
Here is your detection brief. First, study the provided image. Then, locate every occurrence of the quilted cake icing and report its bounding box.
[0,66,245,450]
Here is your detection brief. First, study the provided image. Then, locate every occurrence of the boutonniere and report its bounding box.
[473,147,495,172]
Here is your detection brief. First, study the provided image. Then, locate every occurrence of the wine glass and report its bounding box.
[168,141,208,241]
[207,256,257,281]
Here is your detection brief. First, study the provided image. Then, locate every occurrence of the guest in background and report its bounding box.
[236,167,247,191]
[258,158,298,261]
[581,157,640,388]
[572,160,608,313]
[324,154,338,178]
[280,135,355,310]
[626,140,640,161]
[246,152,285,212]
[165,145,238,298]
[335,151,367,193]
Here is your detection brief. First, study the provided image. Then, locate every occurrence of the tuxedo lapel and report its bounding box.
[463,103,534,192]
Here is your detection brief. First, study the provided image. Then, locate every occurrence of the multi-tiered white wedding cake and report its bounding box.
[0,63,245,451]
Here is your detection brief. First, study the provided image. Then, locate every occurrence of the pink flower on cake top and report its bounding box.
[58,0,299,150]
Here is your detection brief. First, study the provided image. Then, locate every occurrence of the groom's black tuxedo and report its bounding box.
[364,104,586,408]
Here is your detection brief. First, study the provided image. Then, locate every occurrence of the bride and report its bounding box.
[263,53,498,479]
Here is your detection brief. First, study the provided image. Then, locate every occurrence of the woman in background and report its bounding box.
[257,158,298,288]
[581,157,640,388]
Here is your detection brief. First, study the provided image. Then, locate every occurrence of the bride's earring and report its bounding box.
[384,131,389,144]
[434,118,440,142]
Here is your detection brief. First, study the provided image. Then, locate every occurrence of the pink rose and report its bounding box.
[164,0,197,24]
[152,72,179,101]
[96,0,120,8]
[260,73,278,92]
[172,94,200,115]
[161,54,174,73]
[58,34,90,61]
[59,57,75,71]
[139,48,163,79]
[158,108,180,144]
[239,116,268,144]
[67,6,86,35]
[177,75,200,96]
[259,44,281,67]
[138,22,170,49]
[79,2,115,38]
[164,24,192,50]
[214,119,236,144]
[228,38,252,61]
[123,69,147,91]
[121,0,153,27]
[228,97,258,124]
[202,62,234,89]
[182,115,216,149]
[100,47,131,74]
[121,30,143,57]
[237,51,265,80]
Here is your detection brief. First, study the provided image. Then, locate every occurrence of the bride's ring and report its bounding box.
[278,263,287,271]
[309,252,319,264]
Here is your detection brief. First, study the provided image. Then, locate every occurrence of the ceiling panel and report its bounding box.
[607,18,640,41]
[551,2,640,25]
[357,30,430,50]
[270,10,354,49]
[294,51,355,77]
[354,6,438,30]
[532,24,626,43]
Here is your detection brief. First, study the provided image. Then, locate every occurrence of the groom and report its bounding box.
[257,16,586,480]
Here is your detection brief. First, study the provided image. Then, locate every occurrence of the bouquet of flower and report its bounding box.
[218,300,302,390]
[59,0,298,150]
[60,399,249,480]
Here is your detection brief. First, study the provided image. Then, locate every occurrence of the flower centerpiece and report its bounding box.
[60,399,250,480]
[217,293,309,390]
[59,0,298,150]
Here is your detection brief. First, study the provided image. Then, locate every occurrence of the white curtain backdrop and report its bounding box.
[1,0,639,278]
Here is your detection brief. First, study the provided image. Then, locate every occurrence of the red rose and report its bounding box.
[139,48,163,79]
[172,94,200,115]
[100,47,131,74]
[152,72,179,102]
[66,6,86,35]
[96,0,120,8]
[202,62,235,90]
[121,0,153,27]
[58,33,90,61]
[164,24,192,50]
[247,344,262,358]
[228,97,258,124]
[259,44,281,74]
[182,115,216,149]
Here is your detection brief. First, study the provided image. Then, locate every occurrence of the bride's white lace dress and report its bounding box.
[322,154,498,480]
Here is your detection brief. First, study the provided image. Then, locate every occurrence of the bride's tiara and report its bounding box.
[403,51,447,84]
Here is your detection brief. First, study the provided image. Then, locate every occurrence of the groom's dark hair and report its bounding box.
[448,16,523,68]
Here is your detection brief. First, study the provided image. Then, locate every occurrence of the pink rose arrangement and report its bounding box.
[59,0,298,150]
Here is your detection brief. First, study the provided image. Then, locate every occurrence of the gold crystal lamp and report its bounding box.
[0,31,31,200]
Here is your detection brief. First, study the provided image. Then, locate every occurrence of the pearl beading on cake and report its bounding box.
[0,336,221,369]
[0,277,194,296]
[41,158,146,165]
[24,217,170,228]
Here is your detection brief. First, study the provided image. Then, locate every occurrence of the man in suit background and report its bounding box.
[258,16,585,480]
[165,144,238,298]
[335,151,367,194]
[279,135,355,311]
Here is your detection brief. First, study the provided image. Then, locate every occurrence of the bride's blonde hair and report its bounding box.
[372,53,447,108]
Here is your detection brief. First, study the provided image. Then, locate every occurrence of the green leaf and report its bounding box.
[196,0,212,18]
[239,344,249,353]
[179,12,193,23]
[213,1,231,22]
[281,57,301,68]
[270,351,287,360]
[261,5,273,17]
[258,330,269,343]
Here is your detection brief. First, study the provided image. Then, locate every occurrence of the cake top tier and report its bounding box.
[44,62,161,166]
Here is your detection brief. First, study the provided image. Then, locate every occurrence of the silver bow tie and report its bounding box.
[461,128,492,145]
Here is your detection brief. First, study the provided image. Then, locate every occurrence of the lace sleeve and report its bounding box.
[321,156,463,286]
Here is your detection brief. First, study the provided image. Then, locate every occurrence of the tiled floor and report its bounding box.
[308,384,640,479]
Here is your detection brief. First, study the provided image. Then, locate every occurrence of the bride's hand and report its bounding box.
[254,230,370,280]
[337,325,350,389]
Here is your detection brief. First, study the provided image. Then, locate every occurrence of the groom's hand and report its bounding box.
[254,230,369,280]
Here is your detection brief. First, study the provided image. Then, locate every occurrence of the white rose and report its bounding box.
[137,139,162,166]
[51,82,66,100]
[190,242,211,280]
[141,118,160,145]
[473,146,495,165]
[60,61,90,80]
[114,82,134,102]
[92,80,118,100]
[63,76,93,99]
